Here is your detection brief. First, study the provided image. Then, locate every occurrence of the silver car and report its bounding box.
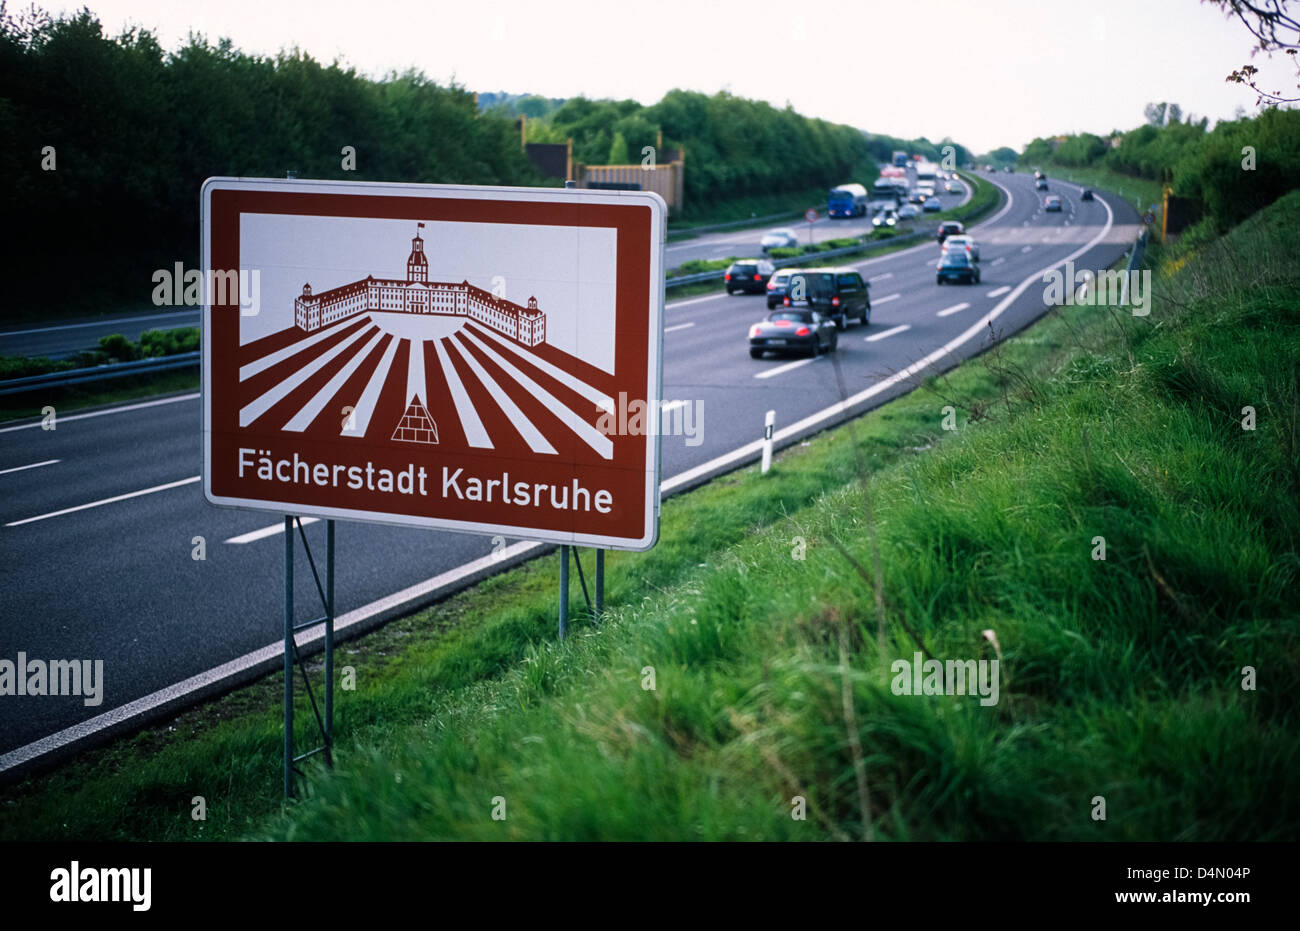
[760,228,800,252]
[941,234,980,261]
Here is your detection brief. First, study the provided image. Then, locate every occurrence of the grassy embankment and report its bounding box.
[4,188,1296,842]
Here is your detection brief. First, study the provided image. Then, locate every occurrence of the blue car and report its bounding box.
[936,252,980,285]
[923,197,943,212]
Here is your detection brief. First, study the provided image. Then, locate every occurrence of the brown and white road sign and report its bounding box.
[201,178,665,550]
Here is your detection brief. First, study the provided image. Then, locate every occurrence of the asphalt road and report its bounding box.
[0,171,1139,760]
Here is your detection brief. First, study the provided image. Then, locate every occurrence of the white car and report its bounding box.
[760,228,800,252]
[941,234,980,261]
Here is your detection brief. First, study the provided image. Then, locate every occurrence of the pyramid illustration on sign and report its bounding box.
[392,394,439,444]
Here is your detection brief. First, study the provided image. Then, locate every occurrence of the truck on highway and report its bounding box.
[915,161,939,184]
[892,150,908,167]
[870,177,907,209]
[827,183,869,218]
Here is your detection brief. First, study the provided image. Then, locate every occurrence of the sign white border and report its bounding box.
[201,177,665,551]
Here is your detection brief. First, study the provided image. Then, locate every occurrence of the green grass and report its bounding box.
[5,190,1296,843]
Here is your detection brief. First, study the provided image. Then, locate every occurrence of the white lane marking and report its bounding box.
[990,258,1005,267]
[755,356,818,380]
[660,400,689,413]
[0,459,60,476]
[0,393,199,434]
[937,302,971,317]
[869,272,893,282]
[1021,245,1033,253]
[872,293,901,305]
[664,322,696,333]
[986,286,1012,298]
[226,517,320,544]
[0,311,198,338]
[5,475,200,527]
[865,324,910,342]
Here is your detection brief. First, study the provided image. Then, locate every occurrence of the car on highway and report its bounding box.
[784,267,871,329]
[1035,178,1048,190]
[760,228,799,252]
[749,309,838,359]
[936,251,981,285]
[1044,194,1063,212]
[1004,165,1014,173]
[765,267,800,309]
[944,181,958,192]
[942,234,980,261]
[898,203,921,219]
[1081,188,1094,201]
[908,189,927,204]
[937,220,964,244]
[725,258,775,295]
[872,207,898,228]
[1034,169,1045,180]
[922,196,944,212]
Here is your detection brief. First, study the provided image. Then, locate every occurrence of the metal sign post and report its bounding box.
[201,176,664,794]
[282,516,336,798]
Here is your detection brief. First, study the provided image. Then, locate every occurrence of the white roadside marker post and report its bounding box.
[761,409,775,473]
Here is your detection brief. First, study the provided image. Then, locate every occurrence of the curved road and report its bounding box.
[0,171,1140,769]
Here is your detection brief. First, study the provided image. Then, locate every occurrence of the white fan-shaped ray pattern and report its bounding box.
[237,323,615,460]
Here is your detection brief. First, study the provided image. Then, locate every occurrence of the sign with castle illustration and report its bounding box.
[202,178,665,550]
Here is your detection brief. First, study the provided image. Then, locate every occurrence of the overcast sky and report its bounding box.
[53,0,1296,152]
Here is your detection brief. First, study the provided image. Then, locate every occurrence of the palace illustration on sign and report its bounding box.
[235,224,615,460]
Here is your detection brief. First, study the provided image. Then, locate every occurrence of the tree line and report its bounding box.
[1020,104,1300,232]
[0,4,540,316]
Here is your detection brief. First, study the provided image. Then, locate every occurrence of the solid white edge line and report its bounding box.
[7,173,1107,776]
[5,476,201,527]
[0,459,60,476]
[0,393,200,434]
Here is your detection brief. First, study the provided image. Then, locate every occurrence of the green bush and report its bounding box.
[98,333,139,362]
[0,355,74,380]
[139,327,199,357]
[767,247,801,259]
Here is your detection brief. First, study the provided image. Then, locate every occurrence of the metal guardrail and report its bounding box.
[1118,227,1149,306]
[665,229,930,288]
[668,207,812,239]
[0,351,200,396]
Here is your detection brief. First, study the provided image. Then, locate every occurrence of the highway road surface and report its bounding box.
[0,173,968,360]
[0,172,1139,769]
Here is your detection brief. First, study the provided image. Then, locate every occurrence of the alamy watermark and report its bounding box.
[890,651,1000,706]
[0,652,103,706]
[596,392,703,446]
[151,263,261,315]
[1042,260,1149,316]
